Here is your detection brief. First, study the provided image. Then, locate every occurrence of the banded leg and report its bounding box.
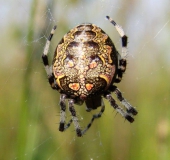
[68,98,105,137]
[59,94,73,131]
[59,94,66,131]
[106,16,128,83]
[105,93,134,123]
[68,99,82,137]
[42,25,58,89]
[109,85,138,115]
[114,87,137,115]
[81,98,105,135]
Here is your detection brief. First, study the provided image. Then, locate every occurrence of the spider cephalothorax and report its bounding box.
[42,16,138,137]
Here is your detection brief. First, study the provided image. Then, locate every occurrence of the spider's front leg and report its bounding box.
[106,16,128,83]
[42,25,58,90]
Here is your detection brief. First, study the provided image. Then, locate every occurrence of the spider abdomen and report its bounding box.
[53,24,118,100]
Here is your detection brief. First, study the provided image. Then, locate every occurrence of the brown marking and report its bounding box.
[80,94,87,100]
[105,45,112,63]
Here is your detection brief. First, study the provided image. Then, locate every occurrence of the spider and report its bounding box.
[42,16,138,137]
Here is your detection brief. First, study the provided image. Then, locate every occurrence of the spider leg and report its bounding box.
[106,16,128,83]
[42,25,58,89]
[81,98,105,135]
[68,98,105,137]
[105,93,134,123]
[68,99,82,137]
[63,119,73,130]
[59,94,73,131]
[59,94,67,131]
[111,85,138,115]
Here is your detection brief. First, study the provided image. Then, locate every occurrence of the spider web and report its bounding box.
[1,0,170,160]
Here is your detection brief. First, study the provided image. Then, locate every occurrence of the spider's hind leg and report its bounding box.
[59,94,73,132]
[81,98,105,135]
[109,85,138,116]
[105,92,134,123]
[67,97,105,137]
[68,99,82,137]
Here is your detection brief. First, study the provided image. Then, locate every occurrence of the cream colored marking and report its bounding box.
[99,74,110,86]
[98,55,105,65]
[56,75,65,89]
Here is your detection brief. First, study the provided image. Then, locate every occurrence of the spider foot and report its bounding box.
[124,114,134,123]
[59,123,65,131]
[59,119,73,132]
[126,107,138,116]
[76,128,83,137]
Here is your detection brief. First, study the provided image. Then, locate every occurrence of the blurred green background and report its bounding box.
[0,0,170,160]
